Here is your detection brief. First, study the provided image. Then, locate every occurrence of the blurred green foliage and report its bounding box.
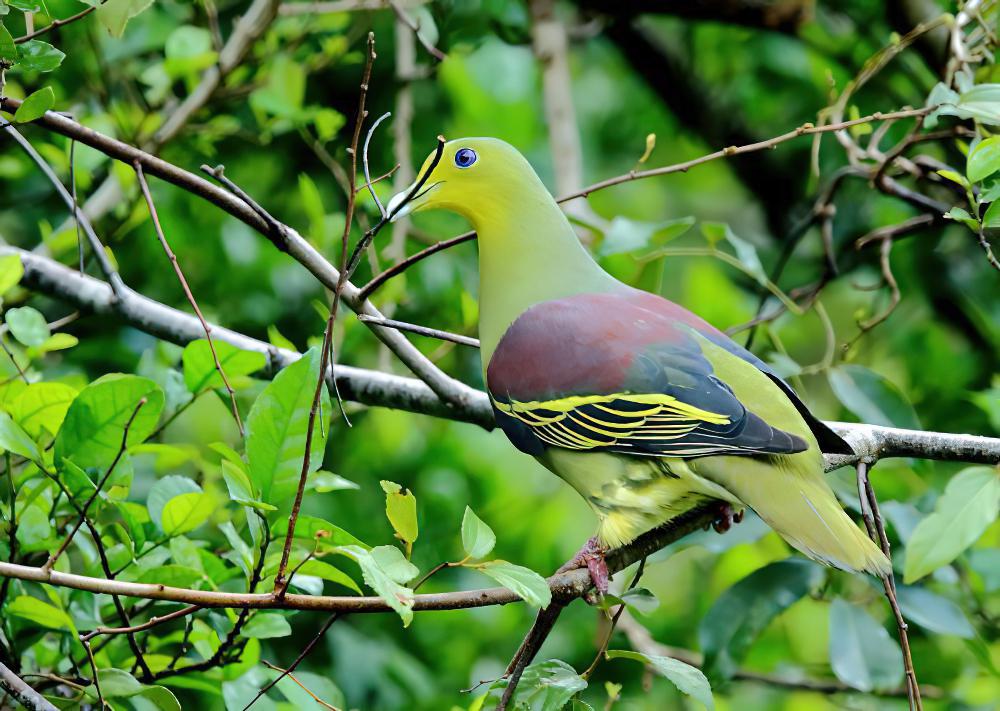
[0,1,998,710]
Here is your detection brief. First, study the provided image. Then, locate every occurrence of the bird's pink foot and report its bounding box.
[558,536,609,596]
[712,503,744,534]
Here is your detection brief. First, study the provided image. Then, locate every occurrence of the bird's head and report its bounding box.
[386,137,547,227]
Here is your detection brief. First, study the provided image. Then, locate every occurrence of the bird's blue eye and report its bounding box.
[454,148,477,168]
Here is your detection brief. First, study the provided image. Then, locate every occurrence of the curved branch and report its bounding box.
[0,97,481,414]
[4,246,1000,465]
[0,507,719,614]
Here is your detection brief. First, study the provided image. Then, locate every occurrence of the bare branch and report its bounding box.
[135,162,245,435]
[0,662,57,711]
[81,605,202,643]
[356,315,480,347]
[0,96,482,413]
[14,5,98,44]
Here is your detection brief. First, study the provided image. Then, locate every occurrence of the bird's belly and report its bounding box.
[537,448,740,548]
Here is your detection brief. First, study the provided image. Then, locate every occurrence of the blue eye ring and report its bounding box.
[454,148,477,169]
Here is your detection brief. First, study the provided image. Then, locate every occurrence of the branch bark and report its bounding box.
[3,244,1000,467]
[0,97,481,414]
[0,662,57,711]
[0,507,718,614]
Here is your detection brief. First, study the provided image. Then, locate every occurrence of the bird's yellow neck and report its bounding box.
[469,182,618,363]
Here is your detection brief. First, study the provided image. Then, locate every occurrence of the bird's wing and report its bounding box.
[486,292,809,459]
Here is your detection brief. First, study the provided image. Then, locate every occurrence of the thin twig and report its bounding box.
[976,225,1000,272]
[496,602,566,711]
[856,462,922,711]
[260,661,341,710]
[14,4,99,44]
[243,613,340,711]
[200,164,289,253]
[388,0,447,60]
[2,124,126,298]
[356,315,479,347]
[135,162,245,435]
[80,604,202,643]
[43,398,147,571]
[80,638,105,709]
[274,31,381,596]
[357,231,476,301]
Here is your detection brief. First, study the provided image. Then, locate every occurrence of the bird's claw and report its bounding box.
[711,503,744,534]
[560,536,609,597]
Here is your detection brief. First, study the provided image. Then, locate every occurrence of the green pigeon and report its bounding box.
[387,138,889,586]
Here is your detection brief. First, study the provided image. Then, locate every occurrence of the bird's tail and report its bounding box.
[690,454,891,576]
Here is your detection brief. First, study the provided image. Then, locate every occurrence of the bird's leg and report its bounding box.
[711,502,744,534]
[557,536,609,596]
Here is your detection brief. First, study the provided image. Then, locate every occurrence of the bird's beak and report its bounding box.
[385,181,442,222]
[386,188,414,222]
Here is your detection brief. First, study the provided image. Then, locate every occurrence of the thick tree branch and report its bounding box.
[0,507,719,614]
[0,662,57,711]
[0,97,481,414]
[3,245,999,468]
[0,246,494,428]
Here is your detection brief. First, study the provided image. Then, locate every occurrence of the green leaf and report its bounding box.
[96,669,180,710]
[828,598,903,692]
[828,365,920,429]
[608,650,713,710]
[161,492,215,535]
[163,25,217,78]
[968,136,1000,182]
[274,671,346,711]
[0,254,24,294]
[337,545,415,626]
[477,560,551,608]
[936,169,969,188]
[699,559,823,680]
[895,585,975,638]
[294,559,361,593]
[273,515,367,549]
[7,595,75,631]
[461,506,496,560]
[245,347,329,505]
[620,587,659,616]
[135,564,203,589]
[598,216,695,257]
[97,0,154,38]
[182,339,265,393]
[6,305,50,347]
[0,410,41,461]
[267,324,297,352]
[0,24,16,64]
[11,382,78,439]
[370,544,419,584]
[16,40,65,72]
[903,466,1000,583]
[241,613,292,639]
[500,659,587,711]
[54,374,165,470]
[147,475,202,531]
[13,86,53,123]
[221,459,275,512]
[37,332,78,353]
[249,54,306,119]
[968,549,1000,592]
[983,200,1000,229]
[381,479,418,546]
[310,470,358,492]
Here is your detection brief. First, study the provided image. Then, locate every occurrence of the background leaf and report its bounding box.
[828,598,903,692]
